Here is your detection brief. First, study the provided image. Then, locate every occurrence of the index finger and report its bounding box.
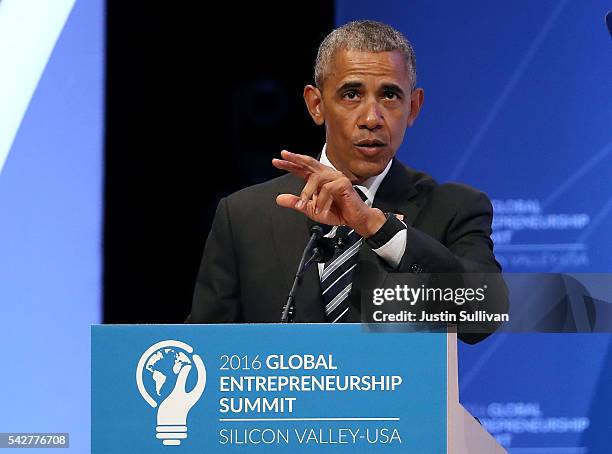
[280,150,328,173]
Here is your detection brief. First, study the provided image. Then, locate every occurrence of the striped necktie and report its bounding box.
[321,187,368,323]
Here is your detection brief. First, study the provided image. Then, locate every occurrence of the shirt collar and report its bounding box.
[319,143,392,206]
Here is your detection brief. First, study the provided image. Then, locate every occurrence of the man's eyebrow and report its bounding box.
[336,81,363,93]
[380,83,406,96]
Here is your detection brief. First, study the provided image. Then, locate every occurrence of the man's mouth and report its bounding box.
[354,140,386,155]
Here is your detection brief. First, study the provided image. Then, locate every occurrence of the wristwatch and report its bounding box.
[365,212,406,249]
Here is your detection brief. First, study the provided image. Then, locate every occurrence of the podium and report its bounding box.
[92,324,506,453]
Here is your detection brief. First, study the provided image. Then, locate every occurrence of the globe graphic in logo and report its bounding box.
[143,347,195,403]
[136,340,206,446]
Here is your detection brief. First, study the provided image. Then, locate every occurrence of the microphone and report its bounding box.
[280,225,332,323]
[607,11,612,39]
[334,225,352,250]
[304,236,335,268]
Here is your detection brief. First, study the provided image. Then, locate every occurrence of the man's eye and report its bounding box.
[383,91,399,100]
[343,90,359,100]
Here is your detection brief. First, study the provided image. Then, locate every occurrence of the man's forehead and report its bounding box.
[327,48,411,86]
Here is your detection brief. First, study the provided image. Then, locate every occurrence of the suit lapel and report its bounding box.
[270,175,326,322]
[372,158,423,226]
[348,159,426,322]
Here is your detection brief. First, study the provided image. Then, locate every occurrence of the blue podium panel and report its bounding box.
[92,324,447,453]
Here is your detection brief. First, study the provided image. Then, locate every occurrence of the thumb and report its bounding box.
[174,363,192,394]
[276,194,303,210]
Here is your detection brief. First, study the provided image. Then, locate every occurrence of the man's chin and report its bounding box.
[349,160,390,182]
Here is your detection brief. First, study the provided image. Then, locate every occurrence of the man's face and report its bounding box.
[305,48,423,183]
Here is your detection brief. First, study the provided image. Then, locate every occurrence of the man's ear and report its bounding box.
[406,88,424,127]
[303,85,325,125]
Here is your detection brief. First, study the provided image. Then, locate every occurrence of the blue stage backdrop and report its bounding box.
[0,0,104,451]
[337,1,612,452]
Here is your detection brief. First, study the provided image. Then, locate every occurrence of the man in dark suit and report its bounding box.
[186,21,506,341]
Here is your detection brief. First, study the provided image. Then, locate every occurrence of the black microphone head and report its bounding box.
[334,225,352,250]
[607,11,612,39]
[314,237,336,262]
[311,223,333,239]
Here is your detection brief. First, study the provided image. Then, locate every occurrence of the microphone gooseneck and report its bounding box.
[281,225,328,323]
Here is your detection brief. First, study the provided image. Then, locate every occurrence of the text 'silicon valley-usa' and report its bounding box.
[136,340,206,446]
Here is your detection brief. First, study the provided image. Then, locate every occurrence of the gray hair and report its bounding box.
[314,20,417,91]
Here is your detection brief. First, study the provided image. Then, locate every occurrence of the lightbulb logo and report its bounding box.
[136,340,206,446]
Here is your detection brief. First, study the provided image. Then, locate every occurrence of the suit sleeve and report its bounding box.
[392,190,499,272]
[185,197,241,323]
[375,190,508,344]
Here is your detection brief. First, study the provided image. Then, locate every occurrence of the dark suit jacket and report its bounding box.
[186,158,506,342]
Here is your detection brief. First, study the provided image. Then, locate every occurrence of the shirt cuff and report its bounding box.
[366,214,407,269]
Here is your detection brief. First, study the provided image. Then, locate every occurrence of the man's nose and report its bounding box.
[358,100,383,131]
